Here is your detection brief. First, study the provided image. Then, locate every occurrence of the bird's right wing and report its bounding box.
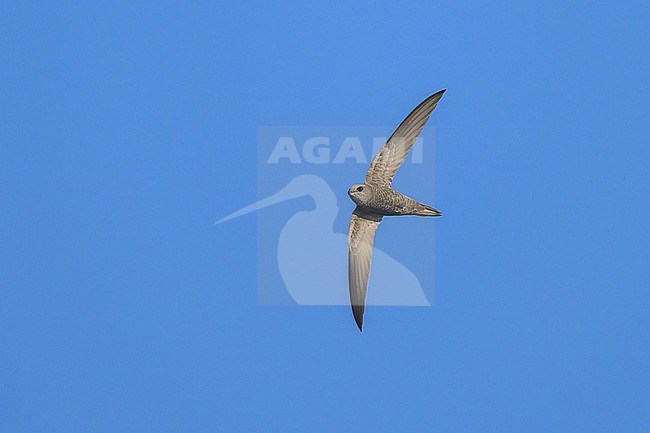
[348,207,383,331]
[365,89,446,187]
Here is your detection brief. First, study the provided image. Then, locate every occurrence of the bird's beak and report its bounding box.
[216,182,304,224]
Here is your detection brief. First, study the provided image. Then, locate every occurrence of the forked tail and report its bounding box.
[414,203,442,217]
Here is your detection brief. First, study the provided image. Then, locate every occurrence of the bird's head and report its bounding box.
[348,183,373,206]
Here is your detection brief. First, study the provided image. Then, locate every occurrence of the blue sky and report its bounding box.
[2,2,649,432]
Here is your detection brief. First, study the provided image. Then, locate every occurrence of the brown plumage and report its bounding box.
[347,90,445,331]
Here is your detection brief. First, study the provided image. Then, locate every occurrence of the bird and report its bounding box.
[347,89,446,331]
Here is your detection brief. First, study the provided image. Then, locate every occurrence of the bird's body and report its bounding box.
[349,183,440,217]
[347,89,446,331]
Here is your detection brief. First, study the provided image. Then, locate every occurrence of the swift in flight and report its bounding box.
[348,89,446,331]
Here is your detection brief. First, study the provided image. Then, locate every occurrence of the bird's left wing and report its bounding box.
[348,207,383,331]
[365,89,446,187]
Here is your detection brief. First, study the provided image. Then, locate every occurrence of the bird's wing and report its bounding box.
[348,207,383,331]
[365,89,446,187]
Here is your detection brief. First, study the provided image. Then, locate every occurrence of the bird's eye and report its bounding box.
[356,186,364,192]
